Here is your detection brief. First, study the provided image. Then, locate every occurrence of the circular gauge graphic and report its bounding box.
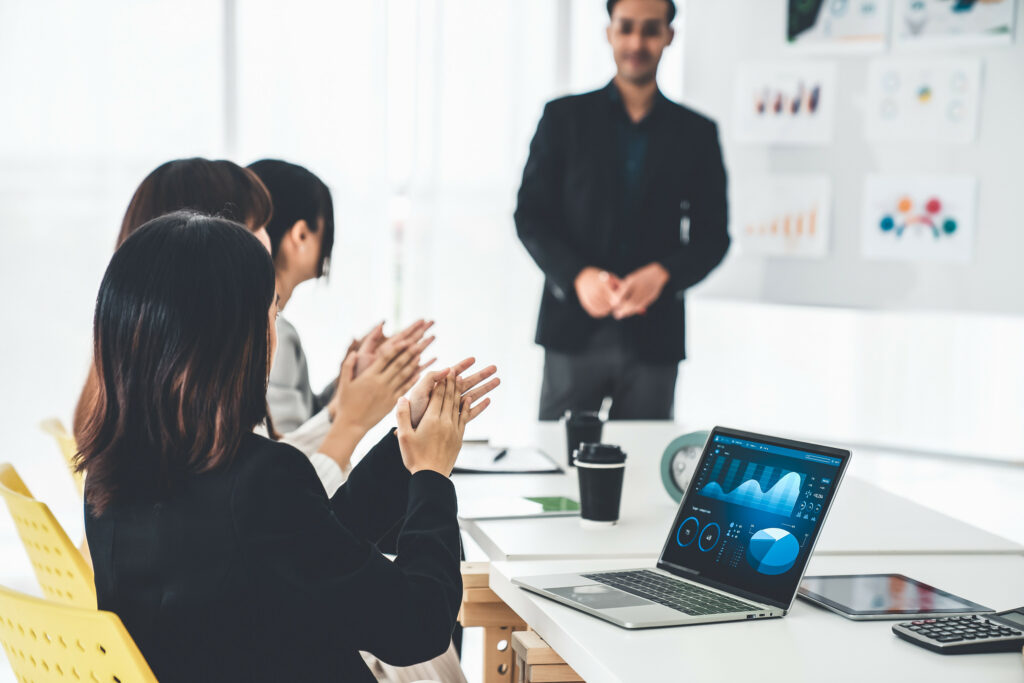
[676,517,700,547]
[747,528,800,575]
[697,523,721,552]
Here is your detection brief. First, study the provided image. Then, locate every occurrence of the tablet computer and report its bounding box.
[798,574,994,620]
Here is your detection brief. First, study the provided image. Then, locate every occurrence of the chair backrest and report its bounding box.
[0,583,157,683]
[39,418,84,498]
[0,464,96,609]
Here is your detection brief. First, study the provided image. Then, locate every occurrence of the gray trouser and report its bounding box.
[538,340,678,421]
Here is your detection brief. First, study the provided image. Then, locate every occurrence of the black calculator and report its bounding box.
[893,608,1024,654]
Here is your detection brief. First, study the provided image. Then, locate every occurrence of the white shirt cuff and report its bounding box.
[307,451,350,496]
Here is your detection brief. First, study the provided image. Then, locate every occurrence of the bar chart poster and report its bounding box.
[734,174,831,259]
[697,455,804,518]
[733,61,837,145]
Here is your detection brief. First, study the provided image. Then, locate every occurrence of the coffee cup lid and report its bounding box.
[575,442,626,464]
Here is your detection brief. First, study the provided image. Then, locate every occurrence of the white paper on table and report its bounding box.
[891,0,1016,48]
[733,174,832,259]
[733,61,838,145]
[860,174,976,263]
[864,57,981,144]
[453,443,561,474]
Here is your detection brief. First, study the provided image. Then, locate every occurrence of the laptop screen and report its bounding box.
[658,428,849,609]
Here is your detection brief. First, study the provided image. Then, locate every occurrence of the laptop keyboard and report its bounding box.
[582,570,759,616]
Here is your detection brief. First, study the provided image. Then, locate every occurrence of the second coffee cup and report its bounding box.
[575,442,627,526]
[563,410,603,468]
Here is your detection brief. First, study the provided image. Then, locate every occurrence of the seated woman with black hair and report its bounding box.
[248,158,499,495]
[72,158,446,496]
[77,211,490,682]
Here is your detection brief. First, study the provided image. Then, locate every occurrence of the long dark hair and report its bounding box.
[74,158,274,441]
[77,212,276,515]
[247,159,335,276]
[117,158,273,247]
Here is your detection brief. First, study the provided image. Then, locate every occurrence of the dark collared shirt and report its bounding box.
[588,82,664,353]
[607,81,662,275]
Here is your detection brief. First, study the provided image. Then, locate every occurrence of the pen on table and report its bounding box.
[492,449,508,463]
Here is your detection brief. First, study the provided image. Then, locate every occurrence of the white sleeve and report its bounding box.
[278,408,332,458]
[264,411,349,495]
[306,451,349,497]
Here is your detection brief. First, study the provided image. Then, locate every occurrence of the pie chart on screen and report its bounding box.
[747,528,800,575]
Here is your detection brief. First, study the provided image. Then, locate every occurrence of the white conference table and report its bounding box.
[454,422,1023,560]
[489,554,1024,683]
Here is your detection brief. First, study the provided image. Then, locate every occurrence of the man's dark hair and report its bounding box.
[117,158,272,247]
[77,211,276,515]
[607,0,677,24]
[247,159,335,277]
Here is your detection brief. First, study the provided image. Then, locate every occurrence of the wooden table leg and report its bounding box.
[459,562,527,683]
[510,630,584,683]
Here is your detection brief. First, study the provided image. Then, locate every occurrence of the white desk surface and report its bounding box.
[455,422,1021,560]
[490,555,1024,683]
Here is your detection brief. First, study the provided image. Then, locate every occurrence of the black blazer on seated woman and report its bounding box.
[85,429,461,683]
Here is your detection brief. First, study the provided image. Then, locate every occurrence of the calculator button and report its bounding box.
[937,636,963,642]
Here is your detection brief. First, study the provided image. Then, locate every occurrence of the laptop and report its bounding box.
[513,426,851,628]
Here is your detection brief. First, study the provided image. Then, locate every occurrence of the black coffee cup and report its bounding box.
[563,410,603,468]
[575,443,626,526]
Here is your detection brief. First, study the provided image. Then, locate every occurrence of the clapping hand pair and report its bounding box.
[328,319,436,430]
[322,319,499,477]
[396,358,499,477]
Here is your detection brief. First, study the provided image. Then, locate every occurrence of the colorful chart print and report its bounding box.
[787,0,891,53]
[861,175,976,263]
[733,62,837,145]
[734,175,831,259]
[892,0,1017,47]
[864,58,981,143]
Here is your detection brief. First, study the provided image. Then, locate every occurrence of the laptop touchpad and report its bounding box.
[549,585,651,609]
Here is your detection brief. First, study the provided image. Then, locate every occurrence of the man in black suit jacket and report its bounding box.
[515,0,730,420]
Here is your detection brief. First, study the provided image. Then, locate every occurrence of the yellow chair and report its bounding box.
[0,464,96,609]
[0,583,156,682]
[39,418,84,498]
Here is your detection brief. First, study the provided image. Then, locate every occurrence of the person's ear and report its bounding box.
[665,26,675,46]
[288,219,310,250]
[606,23,613,46]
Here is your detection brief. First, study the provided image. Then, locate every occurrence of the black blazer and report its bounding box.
[515,83,730,363]
[85,431,461,683]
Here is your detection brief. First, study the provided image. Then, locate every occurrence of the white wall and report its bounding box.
[681,298,1024,461]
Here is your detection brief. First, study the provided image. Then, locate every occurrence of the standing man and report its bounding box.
[515,0,730,420]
